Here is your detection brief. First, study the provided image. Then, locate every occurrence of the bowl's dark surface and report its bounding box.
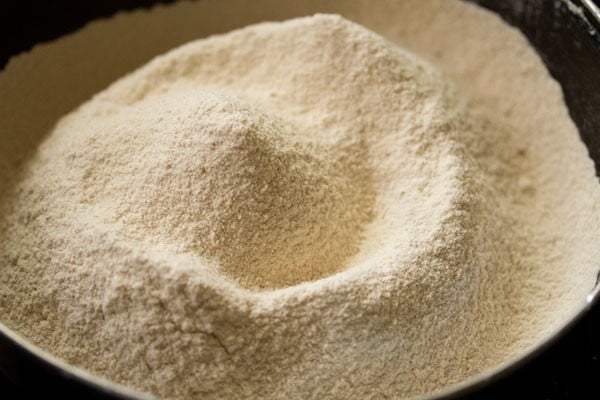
[0,1,599,399]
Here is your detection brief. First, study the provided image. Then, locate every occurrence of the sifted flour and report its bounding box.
[1,2,600,400]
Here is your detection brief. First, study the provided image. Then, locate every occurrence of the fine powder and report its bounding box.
[1,2,600,400]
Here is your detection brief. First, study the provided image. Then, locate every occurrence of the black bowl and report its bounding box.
[1,1,599,399]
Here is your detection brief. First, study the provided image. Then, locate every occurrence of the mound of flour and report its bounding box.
[59,86,374,290]
[1,7,600,400]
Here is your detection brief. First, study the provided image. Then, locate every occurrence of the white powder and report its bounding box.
[1,2,600,400]
[62,86,374,290]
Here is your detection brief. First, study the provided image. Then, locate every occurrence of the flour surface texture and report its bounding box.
[1,2,600,400]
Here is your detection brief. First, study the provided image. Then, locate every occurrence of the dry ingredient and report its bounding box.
[1,2,600,400]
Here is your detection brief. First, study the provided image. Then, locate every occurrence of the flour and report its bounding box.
[63,87,374,290]
[1,2,600,400]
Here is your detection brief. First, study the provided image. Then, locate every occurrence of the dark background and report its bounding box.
[1,1,600,399]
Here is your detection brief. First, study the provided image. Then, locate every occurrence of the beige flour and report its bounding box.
[1,2,600,400]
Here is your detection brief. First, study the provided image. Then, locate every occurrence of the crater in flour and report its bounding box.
[74,89,376,289]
